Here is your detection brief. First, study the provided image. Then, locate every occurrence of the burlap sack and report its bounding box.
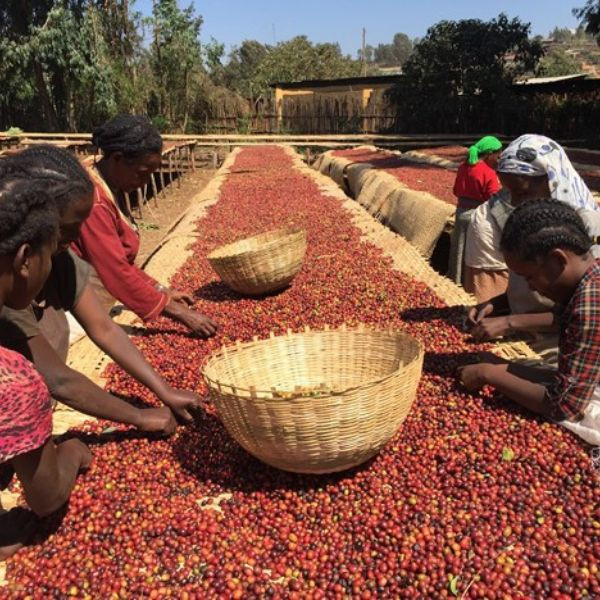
[319,152,334,176]
[357,170,404,216]
[403,150,458,170]
[328,156,353,191]
[346,162,374,198]
[386,188,455,258]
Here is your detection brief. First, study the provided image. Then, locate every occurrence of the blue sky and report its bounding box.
[135,0,582,57]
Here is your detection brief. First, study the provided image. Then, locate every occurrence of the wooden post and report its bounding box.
[275,86,284,132]
[212,150,218,169]
[150,172,159,208]
[190,143,196,171]
[125,192,134,219]
[168,151,173,191]
[176,146,182,188]
[159,165,167,199]
[361,88,373,134]
[136,188,144,219]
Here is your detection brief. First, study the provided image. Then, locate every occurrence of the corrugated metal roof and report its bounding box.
[514,73,588,85]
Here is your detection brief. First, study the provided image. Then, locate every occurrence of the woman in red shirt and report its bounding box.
[448,135,502,284]
[71,115,216,337]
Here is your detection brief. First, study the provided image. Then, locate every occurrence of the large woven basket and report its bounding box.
[207,227,307,295]
[202,324,424,474]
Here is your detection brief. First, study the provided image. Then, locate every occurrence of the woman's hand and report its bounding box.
[457,364,491,391]
[467,301,494,325]
[471,316,512,342]
[163,300,217,338]
[158,388,201,423]
[165,288,195,306]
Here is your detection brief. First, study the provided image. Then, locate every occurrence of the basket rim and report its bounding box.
[201,325,424,400]
[207,226,307,261]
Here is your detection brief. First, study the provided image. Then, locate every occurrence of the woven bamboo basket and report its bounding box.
[202,324,424,474]
[207,227,307,295]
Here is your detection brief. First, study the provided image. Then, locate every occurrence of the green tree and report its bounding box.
[251,36,360,97]
[0,1,117,131]
[146,0,205,131]
[373,33,413,66]
[387,14,544,132]
[539,47,581,76]
[224,40,269,102]
[573,1,600,42]
[549,26,574,42]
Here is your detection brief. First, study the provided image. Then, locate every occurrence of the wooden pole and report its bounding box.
[361,28,367,77]
[150,172,159,207]
[159,166,167,199]
[125,192,134,219]
[136,189,144,219]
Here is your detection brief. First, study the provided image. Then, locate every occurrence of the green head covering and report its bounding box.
[467,136,502,165]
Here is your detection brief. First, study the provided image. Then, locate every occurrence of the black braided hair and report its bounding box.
[500,198,592,261]
[0,145,93,214]
[92,115,163,160]
[0,177,58,255]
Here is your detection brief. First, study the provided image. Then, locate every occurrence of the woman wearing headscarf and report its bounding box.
[448,135,503,284]
[464,134,600,350]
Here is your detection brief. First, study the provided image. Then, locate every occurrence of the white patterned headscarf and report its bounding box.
[497,134,598,211]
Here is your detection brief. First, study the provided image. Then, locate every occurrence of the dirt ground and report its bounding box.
[134,167,216,264]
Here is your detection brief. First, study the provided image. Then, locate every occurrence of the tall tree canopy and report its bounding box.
[574,1,600,42]
[373,33,413,66]
[387,14,544,132]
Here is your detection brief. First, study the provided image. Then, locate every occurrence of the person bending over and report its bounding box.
[0,146,201,431]
[0,177,90,560]
[72,114,216,337]
[460,199,600,445]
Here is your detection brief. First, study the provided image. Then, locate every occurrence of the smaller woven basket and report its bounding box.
[202,324,424,474]
[207,227,307,296]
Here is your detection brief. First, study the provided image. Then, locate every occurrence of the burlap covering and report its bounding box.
[285,146,540,365]
[328,156,352,190]
[346,162,374,198]
[318,151,333,176]
[385,188,456,259]
[357,170,405,217]
[403,150,459,170]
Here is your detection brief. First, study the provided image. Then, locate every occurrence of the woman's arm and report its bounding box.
[459,362,551,417]
[467,293,510,324]
[76,204,169,321]
[76,205,217,337]
[19,334,176,434]
[72,285,201,421]
[470,311,557,342]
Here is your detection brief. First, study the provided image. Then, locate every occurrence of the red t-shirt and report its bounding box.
[70,167,169,321]
[453,160,500,204]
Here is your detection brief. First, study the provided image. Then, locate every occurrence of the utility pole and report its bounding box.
[361,27,367,76]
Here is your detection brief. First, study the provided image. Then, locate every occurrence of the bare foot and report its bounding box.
[0,507,37,561]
